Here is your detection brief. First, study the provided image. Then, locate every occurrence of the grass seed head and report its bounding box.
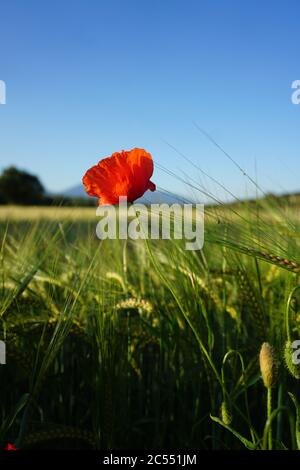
[259,342,278,388]
[284,341,300,379]
[221,401,232,426]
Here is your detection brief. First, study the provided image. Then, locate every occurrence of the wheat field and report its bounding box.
[0,198,300,450]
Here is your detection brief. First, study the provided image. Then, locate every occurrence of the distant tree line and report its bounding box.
[0,166,95,206]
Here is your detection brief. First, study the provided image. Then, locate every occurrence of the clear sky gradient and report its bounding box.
[0,0,299,202]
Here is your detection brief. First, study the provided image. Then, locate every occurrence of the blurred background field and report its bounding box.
[0,205,96,221]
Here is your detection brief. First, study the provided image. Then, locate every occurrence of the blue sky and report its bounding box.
[0,0,299,202]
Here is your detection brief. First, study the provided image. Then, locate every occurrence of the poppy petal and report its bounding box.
[126,148,154,200]
[82,148,156,205]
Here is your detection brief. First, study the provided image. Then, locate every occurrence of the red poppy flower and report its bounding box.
[82,148,156,205]
[4,443,17,450]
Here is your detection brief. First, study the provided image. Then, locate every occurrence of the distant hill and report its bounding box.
[60,184,300,207]
[63,184,87,198]
[62,184,189,204]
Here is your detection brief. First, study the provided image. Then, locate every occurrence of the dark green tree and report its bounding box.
[0,166,45,205]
